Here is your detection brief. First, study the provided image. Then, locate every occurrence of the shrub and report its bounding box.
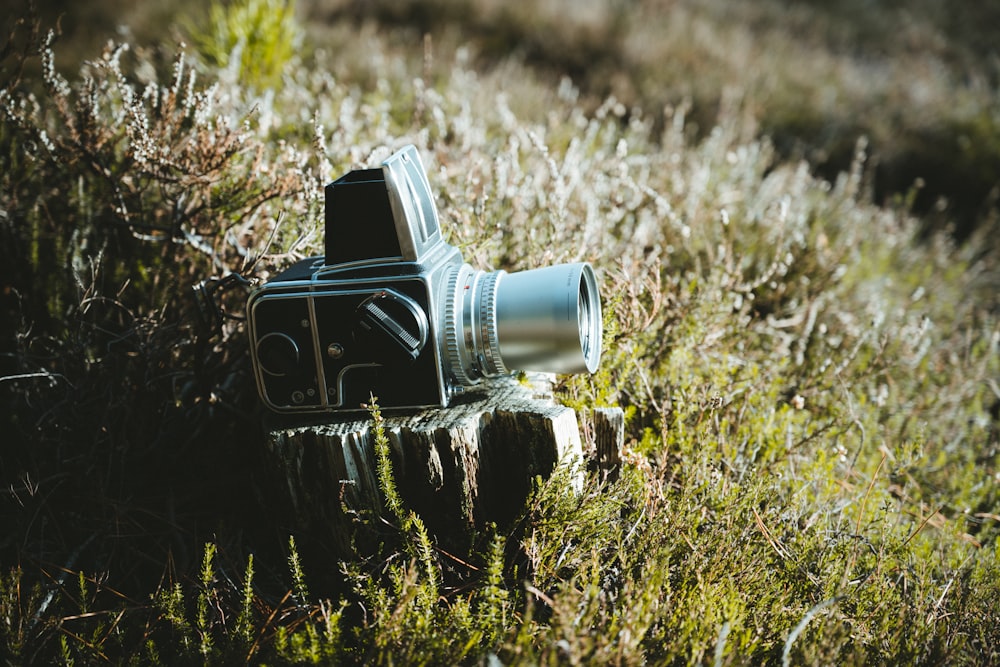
[2,4,998,664]
[0,16,312,622]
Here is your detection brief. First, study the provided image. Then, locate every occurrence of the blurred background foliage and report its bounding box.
[32,0,998,236]
[314,0,1000,238]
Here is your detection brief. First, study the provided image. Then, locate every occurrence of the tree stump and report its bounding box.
[260,372,603,555]
[591,407,626,479]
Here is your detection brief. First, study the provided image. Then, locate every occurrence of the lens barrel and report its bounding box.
[443,262,601,386]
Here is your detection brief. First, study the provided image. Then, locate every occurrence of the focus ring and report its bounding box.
[477,270,507,376]
[443,265,478,386]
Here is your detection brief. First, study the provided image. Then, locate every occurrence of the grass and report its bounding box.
[1,0,999,664]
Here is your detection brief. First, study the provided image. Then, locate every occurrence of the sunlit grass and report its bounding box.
[1,0,998,664]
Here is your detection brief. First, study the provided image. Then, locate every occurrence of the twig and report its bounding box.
[713,620,731,667]
[247,588,293,662]
[843,452,885,587]
[782,596,841,667]
[752,506,789,560]
[29,534,97,632]
[900,505,946,550]
[0,371,73,387]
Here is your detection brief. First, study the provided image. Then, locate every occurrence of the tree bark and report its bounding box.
[592,406,626,479]
[260,373,602,554]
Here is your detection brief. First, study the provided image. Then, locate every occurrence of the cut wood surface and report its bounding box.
[261,373,620,553]
[592,406,626,478]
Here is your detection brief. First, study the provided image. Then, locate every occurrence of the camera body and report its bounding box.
[248,145,601,413]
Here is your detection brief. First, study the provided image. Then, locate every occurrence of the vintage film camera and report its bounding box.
[247,145,602,412]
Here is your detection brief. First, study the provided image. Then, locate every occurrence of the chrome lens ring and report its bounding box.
[443,264,478,386]
[476,270,507,377]
[577,263,602,373]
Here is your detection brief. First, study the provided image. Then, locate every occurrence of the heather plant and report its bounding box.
[324,0,1000,237]
[2,4,999,666]
[0,16,317,657]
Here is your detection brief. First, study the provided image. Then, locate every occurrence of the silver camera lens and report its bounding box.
[443,262,602,386]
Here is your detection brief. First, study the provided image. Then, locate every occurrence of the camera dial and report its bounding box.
[256,332,301,377]
[354,290,429,364]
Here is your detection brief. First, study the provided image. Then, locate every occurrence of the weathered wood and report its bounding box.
[593,407,626,476]
[260,372,584,554]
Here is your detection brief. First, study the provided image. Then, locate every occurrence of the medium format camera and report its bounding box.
[247,145,602,412]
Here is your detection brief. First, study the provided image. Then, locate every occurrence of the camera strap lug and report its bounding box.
[193,273,255,338]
